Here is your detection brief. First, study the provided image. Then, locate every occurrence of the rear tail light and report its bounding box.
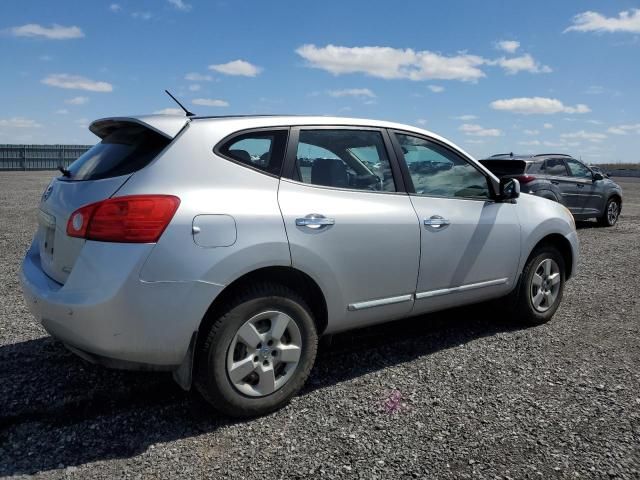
[515,175,537,184]
[66,195,180,243]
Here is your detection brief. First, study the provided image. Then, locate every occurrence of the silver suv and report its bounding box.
[21,115,579,417]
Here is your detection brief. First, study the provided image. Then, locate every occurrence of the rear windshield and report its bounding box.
[479,159,527,176]
[65,125,170,181]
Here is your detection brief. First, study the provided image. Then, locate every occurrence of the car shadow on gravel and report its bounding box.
[0,303,524,476]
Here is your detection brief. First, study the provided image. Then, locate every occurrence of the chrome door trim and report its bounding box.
[348,294,414,311]
[415,278,509,300]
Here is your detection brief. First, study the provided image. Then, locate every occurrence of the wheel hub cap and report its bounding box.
[226,310,303,397]
[530,258,561,313]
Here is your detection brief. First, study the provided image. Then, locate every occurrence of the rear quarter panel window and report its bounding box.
[217,130,288,177]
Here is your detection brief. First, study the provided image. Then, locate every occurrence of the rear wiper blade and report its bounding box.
[58,166,72,178]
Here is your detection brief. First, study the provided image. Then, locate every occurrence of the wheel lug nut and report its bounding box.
[272,351,277,356]
[263,360,269,366]
[267,340,273,346]
[253,356,259,362]
[256,342,262,349]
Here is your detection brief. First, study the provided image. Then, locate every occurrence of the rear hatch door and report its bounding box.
[37,115,187,284]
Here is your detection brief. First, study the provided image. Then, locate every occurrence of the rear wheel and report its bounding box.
[598,197,620,227]
[195,283,318,417]
[507,246,565,326]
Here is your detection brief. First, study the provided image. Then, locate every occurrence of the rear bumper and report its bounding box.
[20,240,222,367]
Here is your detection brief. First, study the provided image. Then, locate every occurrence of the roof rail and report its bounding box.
[490,153,514,157]
[533,153,571,157]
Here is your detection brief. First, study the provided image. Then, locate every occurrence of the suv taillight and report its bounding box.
[66,195,180,243]
[515,175,537,184]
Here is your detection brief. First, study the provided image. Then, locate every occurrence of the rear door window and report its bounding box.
[544,158,569,176]
[293,129,396,192]
[66,125,170,181]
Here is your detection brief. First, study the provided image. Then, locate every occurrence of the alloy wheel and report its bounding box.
[226,310,302,397]
[530,258,561,313]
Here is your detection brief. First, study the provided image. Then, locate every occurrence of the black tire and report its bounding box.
[598,197,620,227]
[195,283,318,417]
[506,245,566,326]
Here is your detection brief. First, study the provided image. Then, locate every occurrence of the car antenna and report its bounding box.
[164,89,195,117]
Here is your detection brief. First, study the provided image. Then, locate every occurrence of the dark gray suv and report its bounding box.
[480,153,623,227]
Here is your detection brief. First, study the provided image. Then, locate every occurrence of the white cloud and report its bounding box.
[565,9,640,34]
[209,60,262,77]
[523,129,540,135]
[0,117,42,128]
[65,96,89,105]
[296,44,487,82]
[168,0,192,11]
[153,108,185,115]
[495,40,520,53]
[543,123,553,129]
[42,74,113,92]
[109,4,121,12]
[131,12,152,20]
[188,84,201,91]
[560,130,607,142]
[427,85,445,93]
[519,140,541,146]
[39,55,53,61]
[192,98,229,107]
[328,88,376,98]
[492,54,552,74]
[490,97,590,115]
[185,72,212,82]
[607,124,640,135]
[55,109,69,115]
[465,139,485,144]
[8,24,84,40]
[416,119,428,126]
[453,114,478,121]
[459,123,502,137]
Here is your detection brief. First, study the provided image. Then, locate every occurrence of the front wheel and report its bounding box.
[195,283,318,417]
[508,246,566,326]
[598,197,620,227]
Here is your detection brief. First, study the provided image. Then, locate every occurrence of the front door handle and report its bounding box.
[576,183,585,188]
[424,215,450,229]
[295,214,335,229]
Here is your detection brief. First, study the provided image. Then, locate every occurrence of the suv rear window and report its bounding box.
[478,159,527,176]
[65,125,170,181]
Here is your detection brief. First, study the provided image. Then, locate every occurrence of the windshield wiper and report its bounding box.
[58,166,72,178]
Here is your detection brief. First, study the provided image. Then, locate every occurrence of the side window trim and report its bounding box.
[281,125,408,194]
[388,129,498,200]
[213,126,290,178]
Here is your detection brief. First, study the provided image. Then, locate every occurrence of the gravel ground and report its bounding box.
[1,172,638,479]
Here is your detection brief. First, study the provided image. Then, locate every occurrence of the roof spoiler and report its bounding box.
[90,115,189,140]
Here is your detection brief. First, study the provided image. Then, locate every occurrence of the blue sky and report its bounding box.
[1,1,639,163]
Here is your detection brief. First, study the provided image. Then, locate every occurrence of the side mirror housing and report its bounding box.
[498,177,520,201]
[593,172,604,181]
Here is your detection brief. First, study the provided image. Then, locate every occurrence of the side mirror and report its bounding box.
[499,177,520,201]
[593,172,604,181]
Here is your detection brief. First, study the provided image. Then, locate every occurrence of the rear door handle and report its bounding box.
[576,183,585,188]
[551,180,559,185]
[424,215,450,229]
[295,214,335,229]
